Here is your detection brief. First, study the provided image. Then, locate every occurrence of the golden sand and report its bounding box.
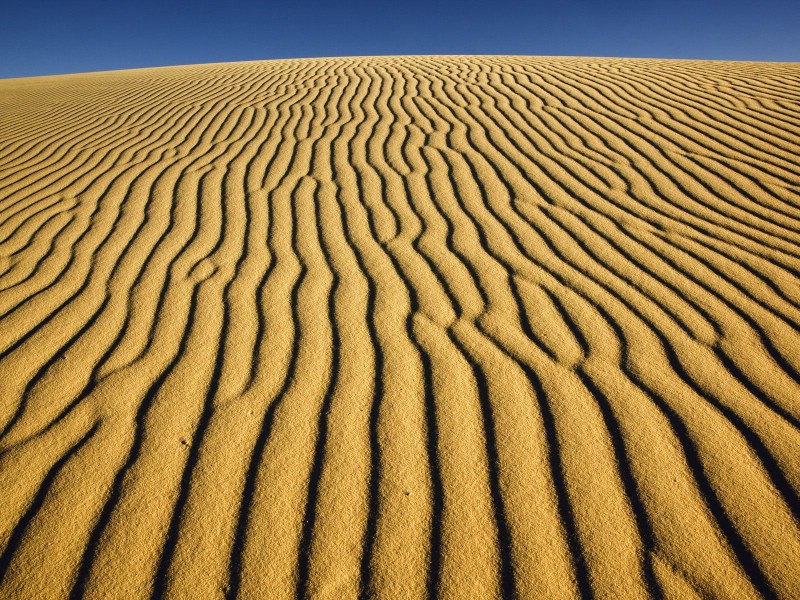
[0,56,799,599]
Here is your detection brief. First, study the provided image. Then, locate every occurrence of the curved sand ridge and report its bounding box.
[1,56,799,599]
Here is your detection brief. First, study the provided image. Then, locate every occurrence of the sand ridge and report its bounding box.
[0,55,799,599]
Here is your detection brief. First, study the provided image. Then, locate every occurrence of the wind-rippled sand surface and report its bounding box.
[1,56,799,599]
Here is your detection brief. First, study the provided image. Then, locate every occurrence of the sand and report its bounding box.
[0,55,799,599]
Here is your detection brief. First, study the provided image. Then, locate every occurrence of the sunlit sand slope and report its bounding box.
[1,56,800,599]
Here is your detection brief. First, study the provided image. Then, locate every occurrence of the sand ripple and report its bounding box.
[1,56,799,599]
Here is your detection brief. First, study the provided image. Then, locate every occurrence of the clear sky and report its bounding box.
[2,0,799,79]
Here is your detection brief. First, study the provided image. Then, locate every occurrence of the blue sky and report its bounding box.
[1,0,799,78]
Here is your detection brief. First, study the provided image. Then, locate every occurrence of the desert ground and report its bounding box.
[0,56,799,599]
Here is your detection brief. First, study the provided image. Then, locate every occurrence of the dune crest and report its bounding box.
[1,56,800,599]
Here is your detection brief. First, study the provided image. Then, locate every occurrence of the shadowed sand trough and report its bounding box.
[1,56,799,599]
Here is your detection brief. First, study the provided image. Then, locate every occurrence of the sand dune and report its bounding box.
[0,55,799,599]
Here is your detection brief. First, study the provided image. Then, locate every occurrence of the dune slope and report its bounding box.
[1,56,799,599]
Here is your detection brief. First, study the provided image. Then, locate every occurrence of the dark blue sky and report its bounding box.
[2,0,798,79]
